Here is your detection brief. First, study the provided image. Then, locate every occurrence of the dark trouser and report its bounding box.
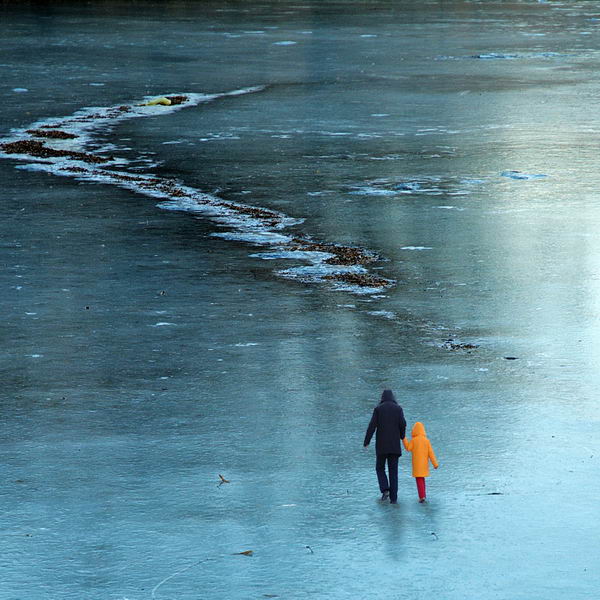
[376,453,400,502]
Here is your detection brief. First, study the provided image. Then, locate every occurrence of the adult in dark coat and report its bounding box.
[363,389,407,503]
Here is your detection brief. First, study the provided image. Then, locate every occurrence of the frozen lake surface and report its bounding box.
[1,1,599,599]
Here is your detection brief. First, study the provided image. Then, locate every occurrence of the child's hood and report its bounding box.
[411,422,426,437]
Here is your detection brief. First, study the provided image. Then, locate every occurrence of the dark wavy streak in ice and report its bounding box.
[1,90,483,350]
[0,89,394,296]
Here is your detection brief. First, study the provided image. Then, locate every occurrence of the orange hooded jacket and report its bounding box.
[402,422,439,477]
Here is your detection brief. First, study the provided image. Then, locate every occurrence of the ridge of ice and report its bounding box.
[1,85,392,296]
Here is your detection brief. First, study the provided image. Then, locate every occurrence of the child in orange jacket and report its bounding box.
[402,422,439,502]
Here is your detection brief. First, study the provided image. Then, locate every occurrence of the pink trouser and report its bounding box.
[416,477,426,499]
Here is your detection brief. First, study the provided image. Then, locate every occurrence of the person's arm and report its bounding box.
[363,408,377,447]
[402,437,412,452]
[398,407,406,440]
[428,441,439,469]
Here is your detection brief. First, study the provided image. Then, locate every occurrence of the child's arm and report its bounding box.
[402,437,412,452]
[428,441,439,469]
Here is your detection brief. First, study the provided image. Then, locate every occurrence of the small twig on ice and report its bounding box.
[217,474,230,487]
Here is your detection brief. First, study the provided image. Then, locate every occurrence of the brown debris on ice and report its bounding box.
[221,202,281,226]
[324,272,392,288]
[290,238,375,265]
[442,338,479,351]
[166,95,188,105]
[26,129,78,140]
[98,170,188,198]
[155,181,188,197]
[0,140,111,164]
[98,170,150,183]
[324,248,375,266]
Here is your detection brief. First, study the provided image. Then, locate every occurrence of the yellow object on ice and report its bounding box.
[403,422,439,477]
[144,97,171,106]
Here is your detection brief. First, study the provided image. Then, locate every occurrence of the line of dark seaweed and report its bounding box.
[1,96,394,289]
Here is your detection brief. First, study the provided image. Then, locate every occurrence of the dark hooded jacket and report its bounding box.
[363,390,407,455]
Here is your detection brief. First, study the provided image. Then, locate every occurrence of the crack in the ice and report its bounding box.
[151,558,211,599]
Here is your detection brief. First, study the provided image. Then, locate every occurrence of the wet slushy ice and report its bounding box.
[1,1,599,598]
